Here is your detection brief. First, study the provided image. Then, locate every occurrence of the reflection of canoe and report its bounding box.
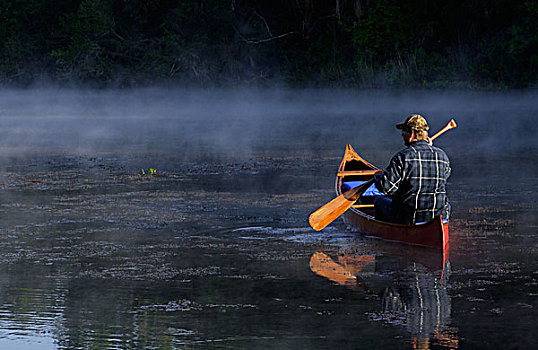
[336,144,449,249]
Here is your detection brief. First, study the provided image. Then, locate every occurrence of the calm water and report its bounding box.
[0,89,536,349]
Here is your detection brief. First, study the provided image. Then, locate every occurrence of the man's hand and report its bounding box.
[426,137,433,146]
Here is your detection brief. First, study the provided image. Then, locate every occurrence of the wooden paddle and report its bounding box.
[308,119,457,231]
[309,179,374,231]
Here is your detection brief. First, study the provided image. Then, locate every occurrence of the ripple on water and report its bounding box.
[233,225,354,244]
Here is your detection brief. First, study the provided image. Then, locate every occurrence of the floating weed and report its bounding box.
[140,168,157,176]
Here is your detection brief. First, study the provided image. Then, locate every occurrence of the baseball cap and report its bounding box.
[396,114,429,131]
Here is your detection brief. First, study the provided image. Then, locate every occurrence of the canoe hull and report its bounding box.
[342,209,449,248]
[336,144,449,249]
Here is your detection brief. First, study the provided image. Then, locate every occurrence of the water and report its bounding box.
[0,88,536,349]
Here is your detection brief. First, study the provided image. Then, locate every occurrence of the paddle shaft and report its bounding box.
[430,119,457,142]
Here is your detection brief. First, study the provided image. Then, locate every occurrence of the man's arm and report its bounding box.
[374,154,405,195]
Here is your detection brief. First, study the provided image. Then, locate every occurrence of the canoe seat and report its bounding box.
[342,181,383,196]
[337,170,378,177]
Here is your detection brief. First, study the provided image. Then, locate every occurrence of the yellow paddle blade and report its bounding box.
[308,179,374,231]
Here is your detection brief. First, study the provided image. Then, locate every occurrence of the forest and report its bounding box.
[0,0,536,88]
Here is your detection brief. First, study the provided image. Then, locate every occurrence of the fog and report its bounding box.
[0,88,536,176]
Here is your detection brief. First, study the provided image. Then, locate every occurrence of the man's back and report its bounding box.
[375,140,451,224]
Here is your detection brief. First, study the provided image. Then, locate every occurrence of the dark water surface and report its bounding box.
[0,89,536,349]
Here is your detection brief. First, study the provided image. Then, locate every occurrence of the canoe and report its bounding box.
[335,144,449,249]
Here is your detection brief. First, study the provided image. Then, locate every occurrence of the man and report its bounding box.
[373,114,451,224]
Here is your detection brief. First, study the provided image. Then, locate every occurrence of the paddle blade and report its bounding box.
[308,192,357,231]
[308,179,374,231]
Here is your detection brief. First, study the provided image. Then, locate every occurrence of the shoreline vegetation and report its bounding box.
[1,1,536,89]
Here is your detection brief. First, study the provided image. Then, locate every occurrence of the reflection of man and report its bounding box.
[381,263,456,349]
[309,251,458,349]
[374,115,451,224]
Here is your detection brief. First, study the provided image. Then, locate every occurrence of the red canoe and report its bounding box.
[335,144,449,249]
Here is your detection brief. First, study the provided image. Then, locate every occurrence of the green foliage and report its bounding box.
[0,0,73,83]
[473,0,538,87]
[49,0,240,85]
[0,0,535,87]
[51,0,119,82]
[349,0,411,61]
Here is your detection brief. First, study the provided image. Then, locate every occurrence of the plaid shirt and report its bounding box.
[374,140,451,224]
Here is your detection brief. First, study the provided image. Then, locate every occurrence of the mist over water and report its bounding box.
[1,88,536,158]
[0,88,536,187]
[0,88,536,349]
